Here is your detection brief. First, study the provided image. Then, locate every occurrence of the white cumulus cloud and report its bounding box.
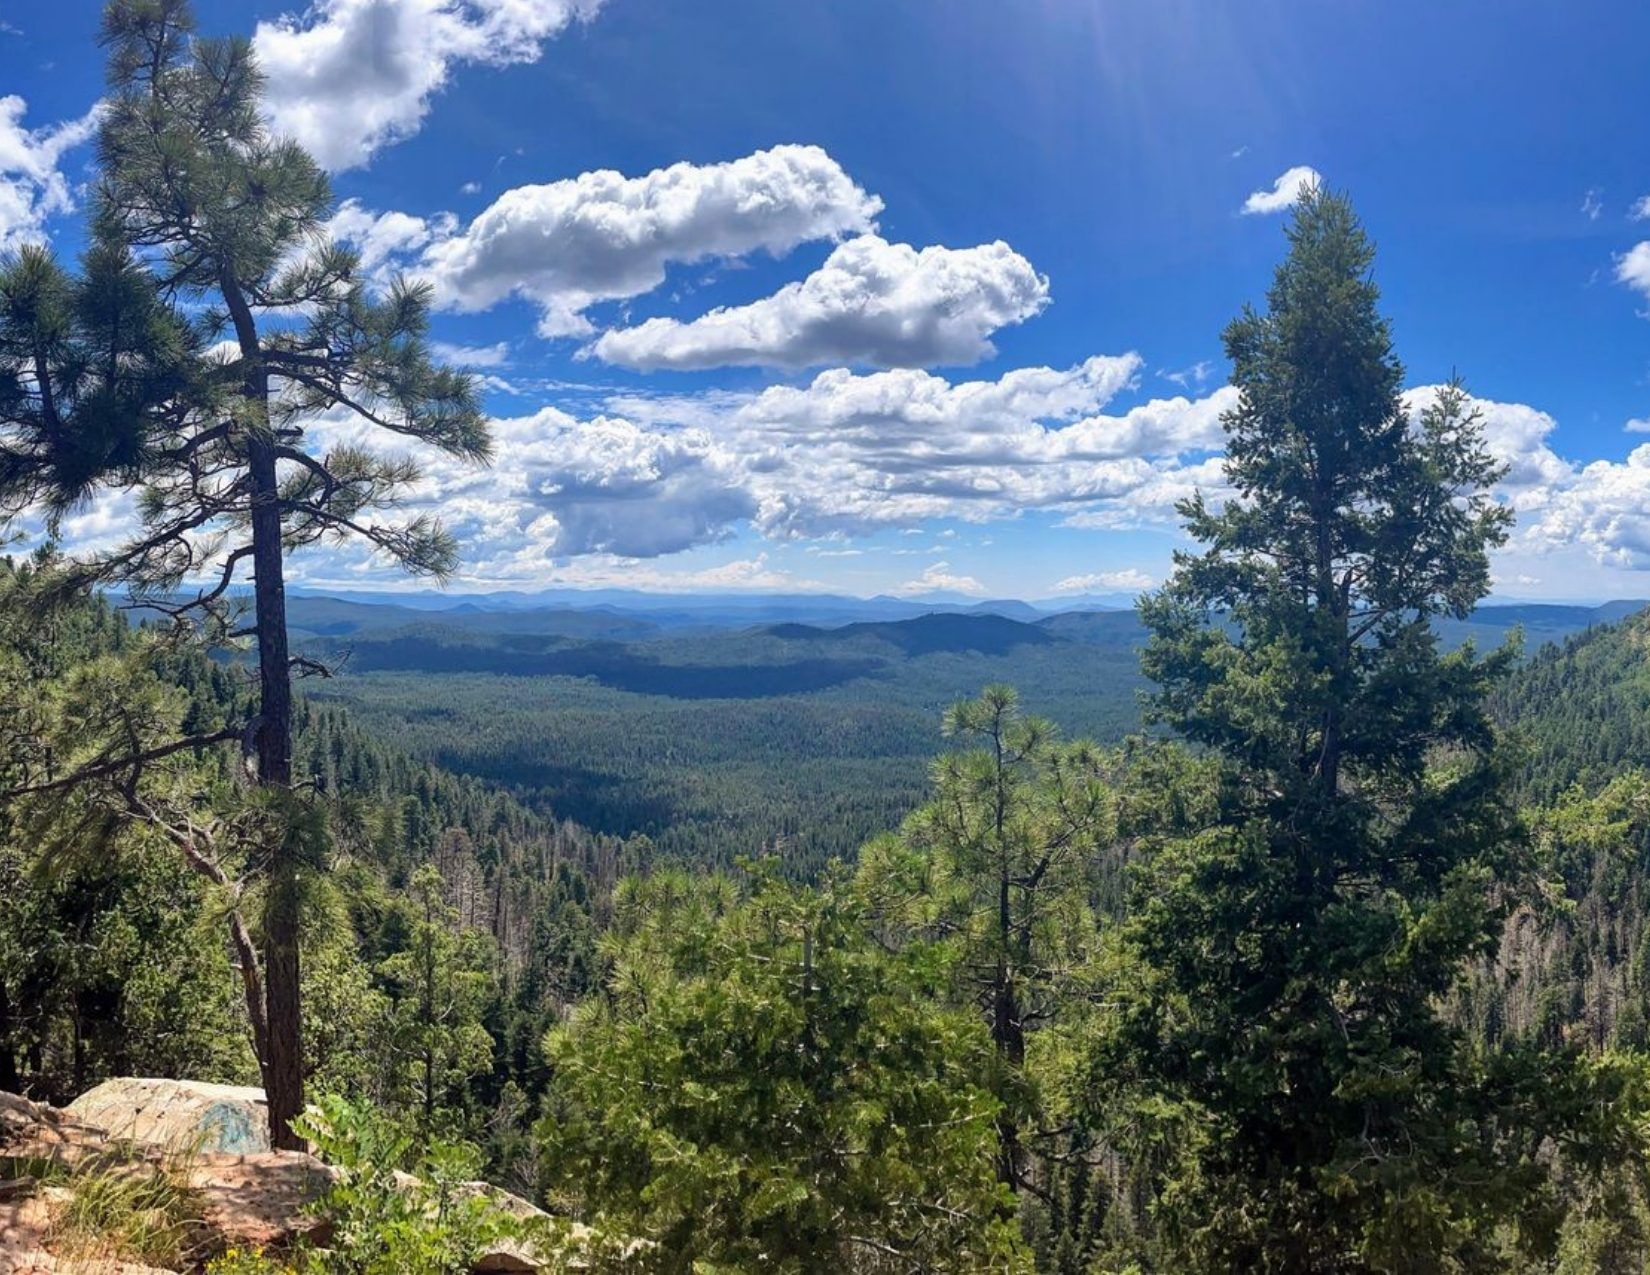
[894,561,986,596]
[326,198,456,282]
[1241,165,1322,216]
[591,234,1049,370]
[494,410,757,557]
[255,0,603,172]
[0,96,101,252]
[683,354,1238,540]
[1403,386,1573,509]
[417,145,883,335]
[1617,241,1650,299]
[1527,445,1650,570]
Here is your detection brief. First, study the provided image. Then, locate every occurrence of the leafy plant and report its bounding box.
[206,1247,301,1275]
[294,1094,518,1275]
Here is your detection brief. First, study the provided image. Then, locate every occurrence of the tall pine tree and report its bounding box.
[1095,188,1644,1269]
[0,0,488,1146]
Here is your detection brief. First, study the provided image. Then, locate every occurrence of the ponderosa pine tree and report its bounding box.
[378,866,495,1146]
[0,0,487,1146]
[1094,188,1648,1268]
[854,686,1115,1196]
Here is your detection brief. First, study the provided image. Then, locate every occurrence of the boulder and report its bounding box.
[66,1079,269,1156]
[182,1150,337,1250]
[0,1092,111,1170]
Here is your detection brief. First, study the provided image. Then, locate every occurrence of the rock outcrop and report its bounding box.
[1,1083,571,1273]
[67,1079,271,1156]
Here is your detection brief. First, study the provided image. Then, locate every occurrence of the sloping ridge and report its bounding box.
[767,611,1061,656]
[1493,604,1650,800]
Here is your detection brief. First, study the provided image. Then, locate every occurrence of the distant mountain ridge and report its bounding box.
[767,612,1060,656]
[277,583,1643,646]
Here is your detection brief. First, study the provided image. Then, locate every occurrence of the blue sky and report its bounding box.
[6,0,1650,601]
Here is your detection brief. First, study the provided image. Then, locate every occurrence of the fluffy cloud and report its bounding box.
[1616,241,1650,299]
[484,409,756,557]
[418,145,883,335]
[894,561,986,596]
[737,354,1139,435]
[1396,389,1650,575]
[1241,165,1322,216]
[1631,195,1650,222]
[704,355,1238,539]
[326,199,456,282]
[0,96,101,251]
[1528,446,1650,570]
[591,234,1049,370]
[1053,569,1155,593]
[47,340,1646,591]
[1404,386,1573,508]
[255,0,603,172]
[279,349,1250,578]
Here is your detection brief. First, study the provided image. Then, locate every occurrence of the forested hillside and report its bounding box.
[1494,607,1650,801]
[287,599,1635,874]
[0,560,637,1188]
[1443,607,1650,1059]
[307,611,1149,872]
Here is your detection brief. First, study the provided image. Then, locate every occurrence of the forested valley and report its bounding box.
[4,3,1650,1272]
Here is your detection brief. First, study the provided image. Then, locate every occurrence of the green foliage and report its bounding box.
[376,867,497,1143]
[0,239,200,518]
[0,0,497,1146]
[294,1094,522,1275]
[539,866,1027,1272]
[1492,607,1650,802]
[854,686,1118,1191]
[309,616,1148,876]
[0,563,613,1186]
[206,1249,301,1275]
[49,1150,205,1268]
[1458,771,1650,1053]
[0,557,253,1097]
[1091,189,1645,1271]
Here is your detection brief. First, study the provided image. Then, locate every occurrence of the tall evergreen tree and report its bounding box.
[855,686,1115,1195]
[0,0,488,1146]
[1094,189,1643,1269]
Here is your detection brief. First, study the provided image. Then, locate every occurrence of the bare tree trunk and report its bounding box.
[70,1000,86,1097]
[251,435,302,1150]
[171,827,273,1083]
[226,263,304,1151]
[421,883,436,1145]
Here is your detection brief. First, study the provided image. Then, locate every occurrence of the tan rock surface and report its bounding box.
[66,1081,269,1157]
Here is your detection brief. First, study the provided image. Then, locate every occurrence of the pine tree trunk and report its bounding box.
[993,872,1027,1190]
[250,435,303,1150]
[222,264,304,1152]
[0,979,17,1093]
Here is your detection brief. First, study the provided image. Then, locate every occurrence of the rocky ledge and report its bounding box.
[0,1082,559,1273]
